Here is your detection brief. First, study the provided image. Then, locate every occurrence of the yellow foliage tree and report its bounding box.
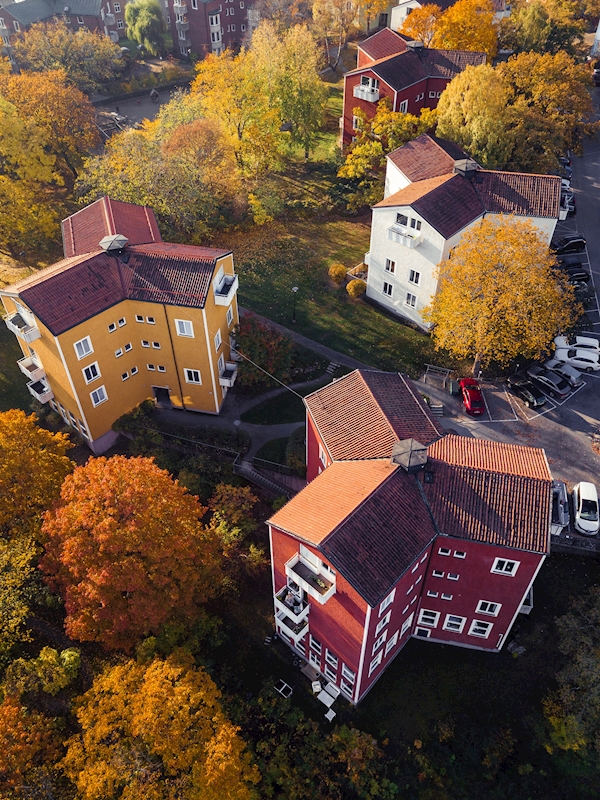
[62,652,260,800]
[432,0,498,60]
[423,218,581,370]
[400,4,443,45]
[0,535,37,664]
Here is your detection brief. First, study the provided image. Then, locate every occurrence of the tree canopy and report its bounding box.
[405,0,498,59]
[400,3,443,45]
[499,0,586,57]
[125,0,168,56]
[424,217,580,368]
[234,313,294,388]
[40,455,224,650]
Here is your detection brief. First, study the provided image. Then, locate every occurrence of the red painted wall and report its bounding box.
[306,414,331,483]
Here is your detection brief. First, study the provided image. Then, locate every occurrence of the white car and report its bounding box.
[554,348,600,372]
[544,358,584,388]
[554,335,600,351]
[572,482,600,535]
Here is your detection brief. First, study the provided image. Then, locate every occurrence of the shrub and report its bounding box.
[286,425,306,477]
[328,262,347,285]
[346,279,366,299]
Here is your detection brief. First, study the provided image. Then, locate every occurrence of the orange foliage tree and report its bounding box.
[40,456,224,651]
[62,652,260,800]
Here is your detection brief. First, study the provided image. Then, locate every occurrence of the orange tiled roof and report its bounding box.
[428,435,551,481]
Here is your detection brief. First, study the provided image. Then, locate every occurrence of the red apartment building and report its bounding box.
[165,0,257,59]
[268,370,552,704]
[342,28,486,147]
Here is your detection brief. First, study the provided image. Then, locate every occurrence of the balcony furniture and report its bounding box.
[317,689,335,707]
[324,682,341,699]
[324,709,336,722]
[311,680,322,694]
[275,680,293,698]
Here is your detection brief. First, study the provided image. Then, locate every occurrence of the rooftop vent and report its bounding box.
[391,439,427,473]
[99,233,129,252]
[453,158,479,181]
[406,40,425,53]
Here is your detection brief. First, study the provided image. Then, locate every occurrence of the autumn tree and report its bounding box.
[251,0,313,30]
[62,653,260,800]
[234,313,294,388]
[432,0,498,60]
[5,647,81,697]
[12,19,124,93]
[499,0,586,57]
[40,456,224,651]
[0,536,36,665]
[358,0,390,33]
[339,100,437,208]
[125,0,168,56]
[400,4,443,46]
[423,218,581,371]
[312,0,359,69]
[209,483,259,537]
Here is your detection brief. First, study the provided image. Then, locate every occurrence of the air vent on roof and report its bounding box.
[99,233,129,252]
[453,158,479,181]
[406,40,425,53]
[391,439,427,473]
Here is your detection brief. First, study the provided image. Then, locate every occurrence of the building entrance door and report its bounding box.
[152,386,172,408]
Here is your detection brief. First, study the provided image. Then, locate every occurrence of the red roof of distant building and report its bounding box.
[357,28,408,62]
[61,196,162,258]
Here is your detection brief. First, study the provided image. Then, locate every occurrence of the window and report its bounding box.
[429,90,436,98]
[406,584,413,596]
[410,218,421,231]
[342,663,355,684]
[241,22,245,30]
[146,316,155,324]
[147,364,155,371]
[443,614,466,633]
[122,372,129,381]
[376,611,391,636]
[114,2,121,10]
[74,337,93,360]
[117,21,124,30]
[415,627,430,638]
[226,305,234,326]
[411,563,419,573]
[82,362,100,384]
[372,631,387,654]
[78,421,89,439]
[118,317,126,327]
[379,588,395,616]
[421,552,429,563]
[441,593,453,601]
[402,604,409,614]
[214,329,222,351]
[415,575,422,585]
[217,354,225,375]
[136,315,144,323]
[341,679,353,698]
[324,663,336,681]
[14,20,21,30]
[309,651,320,667]
[360,75,379,90]
[115,348,123,358]
[405,293,417,308]
[124,342,132,352]
[469,619,493,638]
[432,570,444,578]
[491,558,520,576]
[157,366,166,373]
[476,600,501,616]
[352,114,361,131]
[211,30,221,41]
[427,591,438,598]
[296,639,305,655]
[447,573,459,581]
[325,649,338,668]
[176,319,194,337]
[309,634,321,654]
[436,91,442,98]
[368,651,383,676]
[438,547,451,556]
[131,366,139,375]
[385,630,399,654]
[152,342,161,349]
[410,595,417,605]
[240,0,244,5]
[401,614,414,636]
[383,282,393,297]
[90,386,107,407]
[142,340,150,348]
[396,213,408,226]
[398,99,408,113]
[409,270,420,285]
[192,0,198,7]
[385,258,395,273]
[318,442,327,466]
[418,609,440,628]
[454,551,466,559]
[108,322,117,333]
[209,13,220,25]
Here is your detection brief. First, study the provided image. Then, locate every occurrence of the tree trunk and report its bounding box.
[472,353,482,378]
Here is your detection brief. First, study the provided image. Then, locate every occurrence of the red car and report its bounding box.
[459,378,486,416]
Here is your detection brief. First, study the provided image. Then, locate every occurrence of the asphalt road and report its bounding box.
[96,89,172,125]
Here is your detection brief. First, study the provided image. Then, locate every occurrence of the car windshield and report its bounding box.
[471,400,484,408]
[580,499,598,521]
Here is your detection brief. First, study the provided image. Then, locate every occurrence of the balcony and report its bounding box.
[275,610,309,645]
[229,338,243,362]
[27,378,53,404]
[285,553,336,605]
[274,586,310,624]
[105,13,115,24]
[4,313,41,343]
[219,361,238,388]
[179,35,192,47]
[173,0,187,10]
[176,18,190,31]
[18,356,45,382]
[353,84,380,103]
[214,274,238,306]
[387,225,422,248]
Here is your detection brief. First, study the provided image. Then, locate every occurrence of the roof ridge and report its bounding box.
[357,371,400,444]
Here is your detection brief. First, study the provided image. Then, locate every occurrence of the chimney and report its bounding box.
[391,439,427,473]
[453,158,479,181]
[406,40,425,57]
[99,234,129,253]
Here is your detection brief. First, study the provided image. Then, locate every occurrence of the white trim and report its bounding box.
[499,555,546,651]
[73,336,93,360]
[418,608,440,627]
[379,588,396,615]
[202,308,219,413]
[354,603,371,702]
[53,336,91,440]
[82,361,101,384]
[175,318,194,337]
[468,619,493,639]
[476,600,502,616]
[442,614,466,633]
[491,557,520,576]
[400,614,413,637]
[375,611,391,636]
[385,630,399,654]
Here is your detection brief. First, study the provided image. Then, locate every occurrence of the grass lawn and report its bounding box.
[241,379,331,425]
[0,323,33,413]
[255,436,289,465]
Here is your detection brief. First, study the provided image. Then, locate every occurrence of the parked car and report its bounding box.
[526,365,571,398]
[558,266,590,283]
[544,358,584,388]
[554,348,600,372]
[506,375,546,408]
[459,377,486,415]
[551,235,586,254]
[558,253,586,266]
[551,480,570,534]
[572,481,600,535]
[554,334,600,351]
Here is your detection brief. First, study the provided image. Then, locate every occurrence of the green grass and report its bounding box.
[241,380,329,425]
[0,324,33,413]
[255,437,289,465]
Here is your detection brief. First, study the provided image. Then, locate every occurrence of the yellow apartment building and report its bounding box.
[0,197,240,453]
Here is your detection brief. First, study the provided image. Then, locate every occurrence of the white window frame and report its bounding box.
[325,649,338,668]
[74,336,93,360]
[147,364,155,371]
[192,0,198,7]
[121,371,129,381]
[341,663,355,684]
[432,570,444,578]
[476,600,502,617]
[447,573,459,581]
[184,369,202,384]
[318,442,327,466]
[375,611,391,636]
[146,316,156,324]
[14,20,21,30]
[115,348,123,358]
[175,319,194,337]
[309,634,322,654]
[429,90,436,98]
[340,679,353,698]
[415,627,431,638]
[443,614,466,633]
[418,609,440,628]
[152,341,161,349]
[385,258,395,273]
[400,614,413,637]
[214,329,222,351]
[90,385,107,407]
[157,366,166,373]
[421,552,429,563]
[372,630,387,654]
[379,588,395,616]
[411,563,419,573]
[402,603,409,614]
[405,292,417,308]
[468,619,493,638]
[324,663,337,681]
[441,593,453,601]
[385,630,399,654]
[108,322,117,333]
[408,269,420,285]
[438,547,451,556]
[135,315,144,323]
[131,366,139,375]
[406,584,413,596]
[454,551,466,559]
[383,281,393,297]
[398,99,408,113]
[82,361,101,384]
[226,305,234,326]
[427,591,438,598]
[142,340,150,348]
[118,317,126,327]
[491,558,520,576]
[309,651,320,668]
[368,651,383,676]
[124,342,132,352]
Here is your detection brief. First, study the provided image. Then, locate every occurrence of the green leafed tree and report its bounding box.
[125,0,168,56]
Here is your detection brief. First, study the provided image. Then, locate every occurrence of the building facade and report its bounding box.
[164,0,257,59]
[269,370,552,704]
[1,197,239,454]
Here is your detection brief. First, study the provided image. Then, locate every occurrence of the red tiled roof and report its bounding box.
[61,197,162,258]
[305,370,444,462]
[477,171,561,219]
[374,173,454,207]
[357,28,408,61]
[11,243,231,336]
[428,435,552,481]
[387,134,471,183]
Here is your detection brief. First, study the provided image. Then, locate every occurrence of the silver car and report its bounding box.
[526,365,571,398]
[544,358,584,389]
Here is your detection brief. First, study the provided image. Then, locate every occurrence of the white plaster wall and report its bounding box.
[384,160,412,198]
[390,1,422,31]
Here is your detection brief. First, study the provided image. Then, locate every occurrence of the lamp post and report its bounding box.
[291,286,299,323]
[234,419,241,450]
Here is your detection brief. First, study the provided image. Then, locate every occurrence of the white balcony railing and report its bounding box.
[353,85,380,103]
[274,586,310,624]
[387,225,422,248]
[173,0,187,10]
[285,553,336,605]
[27,379,53,404]
[214,274,238,306]
[219,361,238,388]
[18,356,45,382]
[4,312,41,343]
[275,610,309,645]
